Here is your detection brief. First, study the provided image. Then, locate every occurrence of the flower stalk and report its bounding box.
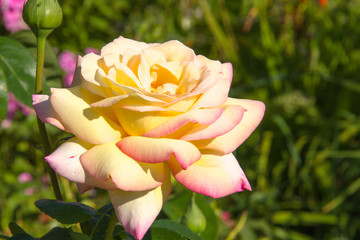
[104,211,118,240]
[35,35,63,201]
[24,0,63,201]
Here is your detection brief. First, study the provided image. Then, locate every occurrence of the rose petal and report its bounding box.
[180,105,246,141]
[45,137,91,182]
[32,94,65,130]
[162,95,199,112]
[178,60,205,93]
[76,183,94,194]
[117,136,201,169]
[136,53,152,91]
[115,108,179,136]
[149,40,195,62]
[141,48,167,68]
[101,36,149,56]
[152,62,183,85]
[80,141,165,191]
[80,53,110,97]
[45,137,117,190]
[119,105,182,112]
[143,108,224,138]
[108,167,171,240]
[113,62,142,88]
[100,53,118,72]
[191,99,265,153]
[191,62,233,109]
[90,92,166,108]
[50,86,125,144]
[168,151,251,198]
[81,53,100,83]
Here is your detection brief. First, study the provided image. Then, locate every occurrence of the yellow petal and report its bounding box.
[101,36,149,56]
[113,62,142,88]
[80,53,109,97]
[115,108,179,136]
[50,86,125,144]
[150,40,195,62]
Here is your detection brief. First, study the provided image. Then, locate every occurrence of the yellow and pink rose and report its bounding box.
[33,36,265,239]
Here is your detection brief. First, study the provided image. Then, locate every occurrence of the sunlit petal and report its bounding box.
[108,168,171,240]
[181,105,246,141]
[143,108,224,138]
[50,86,125,144]
[45,137,117,190]
[32,94,65,130]
[168,152,251,198]
[80,141,165,191]
[191,99,266,153]
[117,136,201,169]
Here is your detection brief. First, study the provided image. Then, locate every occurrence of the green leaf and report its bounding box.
[79,203,115,239]
[39,227,71,240]
[89,213,112,239]
[112,226,128,239]
[0,233,10,240]
[162,190,192,222]
[79,220,94,237]
[0,68,8,119]
[8,234,34,240]
[0,37,35,107]
[97,202,114,215]
[35,199,97,225]
[150,220,202,240]
[8,222,27,235]
[68,232,90,240]
[144,227,184,240]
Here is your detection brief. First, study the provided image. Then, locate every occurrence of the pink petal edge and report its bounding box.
[32,94,66,130]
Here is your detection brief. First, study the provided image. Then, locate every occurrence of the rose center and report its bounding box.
[150,65,179,95]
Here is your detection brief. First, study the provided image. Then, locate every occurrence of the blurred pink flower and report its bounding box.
[58,48,98,87]
[0,0,29,32]
[58,51,77,73]
[18,172,33,183]
[1,93,34,129]
[85,47,100,55]
[58,51,77,87]
[24,187,36,196]
[221,211,235,227]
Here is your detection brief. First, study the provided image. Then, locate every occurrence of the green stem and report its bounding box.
[36,33,63,201]
[225,210,248,240]
[104,211,117,240]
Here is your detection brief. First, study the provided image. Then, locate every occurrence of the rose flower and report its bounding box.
[33,37,265,240]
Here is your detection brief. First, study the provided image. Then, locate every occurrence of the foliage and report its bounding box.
[1,0,360,239]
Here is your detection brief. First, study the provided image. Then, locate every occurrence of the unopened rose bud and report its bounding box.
[22,0,62,37]
[183,196,207,233]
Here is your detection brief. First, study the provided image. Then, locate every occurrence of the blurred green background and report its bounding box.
[1,0,360,239]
